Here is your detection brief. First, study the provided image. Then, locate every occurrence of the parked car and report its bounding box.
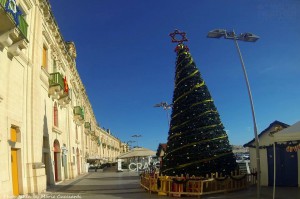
[99,163,111,169]
[89,164,101,170]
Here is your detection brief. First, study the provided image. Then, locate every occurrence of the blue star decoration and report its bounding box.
[169,29,188,44]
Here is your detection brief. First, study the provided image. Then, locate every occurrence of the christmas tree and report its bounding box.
[162,30,237,176]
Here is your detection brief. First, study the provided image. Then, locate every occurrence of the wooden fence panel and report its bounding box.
[140,169,257,197]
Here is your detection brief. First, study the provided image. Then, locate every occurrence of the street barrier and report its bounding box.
[140,169,257,197]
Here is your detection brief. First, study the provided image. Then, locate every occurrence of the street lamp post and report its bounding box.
[127,140,136,150]
[154,102,173,127]
[131,134,141,148]
[207,29,261,199]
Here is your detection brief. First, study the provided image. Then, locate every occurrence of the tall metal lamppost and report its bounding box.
[207,29,261,199]
[127,140,136,150]
[154,102,173,127]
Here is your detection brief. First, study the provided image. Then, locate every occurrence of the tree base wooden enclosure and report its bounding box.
[140,169,257,197]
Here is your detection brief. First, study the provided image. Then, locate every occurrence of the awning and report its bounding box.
[118,147,155,159]
[274,121,300,142]
[87,155,101,160]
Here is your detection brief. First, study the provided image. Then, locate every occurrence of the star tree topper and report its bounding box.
[169,29,189,52]
[169,29,188,44]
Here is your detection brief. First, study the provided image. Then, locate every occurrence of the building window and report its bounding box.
[10,127,18,142]
[53,102,58,127]
[76,125,78,140]
[42,46,48,70]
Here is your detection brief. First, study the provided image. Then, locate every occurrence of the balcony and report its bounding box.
[0,0,28,51]
[90,132,96,140]
[58,90,71,107]
[84,122,91,134]
[97,138,101,146]
[48,72,64,100]
[73,106,84,125]
[90,131,95,137]
[91,134,98,141]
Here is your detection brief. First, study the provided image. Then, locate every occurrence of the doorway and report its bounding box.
[76,148,80,175]
[267,145,298,186]
[53,140,61,182]
[11,149,19,196]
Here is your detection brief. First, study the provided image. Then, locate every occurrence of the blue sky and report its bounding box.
[49,0,300,151]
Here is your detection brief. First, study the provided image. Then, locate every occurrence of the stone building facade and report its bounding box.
[0,0,126,197]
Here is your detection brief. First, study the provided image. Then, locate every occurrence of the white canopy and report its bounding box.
[118,147,155,159]
[274,121,300,142]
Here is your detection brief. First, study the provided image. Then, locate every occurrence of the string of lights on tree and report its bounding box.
[161,30,237,177]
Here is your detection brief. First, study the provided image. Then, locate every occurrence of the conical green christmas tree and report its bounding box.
[162,31,237,176]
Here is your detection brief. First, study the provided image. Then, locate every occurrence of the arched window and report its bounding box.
[54,102,58,127]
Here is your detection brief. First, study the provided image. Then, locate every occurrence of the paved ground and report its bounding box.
[40,170,300,199]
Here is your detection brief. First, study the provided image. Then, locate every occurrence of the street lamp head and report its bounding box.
[207,29,227,38]
[132,134,141,138]
[154,102,165,108]
[238,32,259,42]
[164,104,173,110]
[154,102,172,109]
[208,29,259,42]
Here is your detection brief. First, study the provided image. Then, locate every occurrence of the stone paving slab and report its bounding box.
[40,171,300,199]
